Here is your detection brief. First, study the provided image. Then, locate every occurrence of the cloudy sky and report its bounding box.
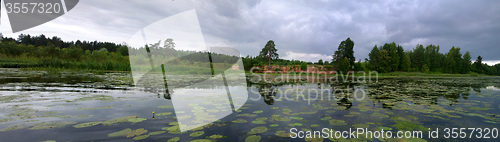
[1,0,499,65]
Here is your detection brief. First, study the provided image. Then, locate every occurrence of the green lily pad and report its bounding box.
[73,115,94,118]
[161,127,171,130]
[271,107,279,109]
[320,117,332,121]
[126,128,148,138]
[190,131,205,137]
[352,124,369,128]
[274,117,291,122]
[275,130,293,137]
[128,118,146,123]
[232,119,248,123]
[73,121,102,128]
[272,114,280,117]
[253,110,263,114]
[290,117,303,120]
[270,124,279,127]
[329,119,347,126]
[156,112,173,116]
[248,126,268,134]
[103,116,136,125]
[252,121,266,124]
[158,105,173,108]
[207,109,219,113]
[208,134,224,139]
[149,131,166,135]
[377,127,393,131]
[167,137,180,142]
[133,134,150,140]
[293,123,302,126]
[29,121,77,130]
[256,117,268,121]
[311,124,320,127]
[190,139,212,142]
[108,128,132,137]
[245,135,261,142]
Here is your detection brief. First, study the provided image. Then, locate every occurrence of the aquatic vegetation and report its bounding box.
[272,114,281,117]
[167,137,180,142]
[270,124,279,127]
[207,109,219,113]
[377,127,393,131]
[158,105,173,108]
[126,128,148,138]
[127,118,147,123]
[304,137,324,142]
[275,130,293,137]
[40,115,72,118]
[42,140,56,142]
[156,112,173,116]
[76,105,114,110]
[289,117,303,120]
[0,123,31,131]
[248,126,268,134]
[169,122,179,125]
[470,107,490,110]
[149,131,166,135]
[29,121,77,130]
[190,139,212,142]
[320,117,332,121]
[253,110,263,114]
[237,113,258,117]
[329,119,347,126]
[256,117,268,121]
[311,124,319,127]
[273,117,292,122]
[271,107,279,109]
[208,134,224,139]
[73,121,102,128]
[133,134,150,140]
[392,121,427,131]
[102,116,136,125]
[232,119,248,123]
[245,135,261,142]
[73,115,94,118]
[293,123,302,126]
[251,120,266,124]
[352,124,369,128]
[190,131,205,137]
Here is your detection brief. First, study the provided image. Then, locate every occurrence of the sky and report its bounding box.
[1,0,499,65]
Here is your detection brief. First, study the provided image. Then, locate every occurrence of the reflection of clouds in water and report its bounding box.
[485,86,500,91]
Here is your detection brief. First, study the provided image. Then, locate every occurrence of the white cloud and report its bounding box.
[281,51,332,62]
[482,60,500,66]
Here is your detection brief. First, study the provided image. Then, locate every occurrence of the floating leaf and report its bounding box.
[103,116,136,125]
[73,121,102,128]
[128,118,147,123]
[207,109,219,113]
[377,127,393,131]
[256,117,268,121]
[320,117,332,121]
[29,121,77,130]
[275,130,293,137]
[167,137,180,142]
[270,124,279,127]
[42,140,56,142]
[248,126,268,134]
[294,123,303,126]
[190,139,212,142]
[149,131,166,135]
[328,119,347,126]
[208,134,224,139]
[108,128,132,137]
[190,131,205,137]
[232,119,247,123]
[290,117,303,120]
[252,121,266,124]
[158,105,173,108]
[272,114,281,117]
[133,134,150,140]
[311,124,319,127]
[271,107,279,109]
[245,135,261,142]
[352,124,369,128]
[253,110,263,114]
[156,112,172,116]
[126,128,148,138]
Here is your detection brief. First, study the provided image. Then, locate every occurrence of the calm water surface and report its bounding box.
[0,69,499,142]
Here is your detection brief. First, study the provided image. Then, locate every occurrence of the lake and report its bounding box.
[0,69,499,142]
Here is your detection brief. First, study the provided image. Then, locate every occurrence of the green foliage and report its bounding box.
[259,40,279,68]
[335,37,355,69]
[339,57,350,73]
[462,51,472,74]
[368,45,379,71]
[400,52,410,71]
[389,42,399,71]
[422,64,430,73]
[300,62,307,70]
[377,50,391,73]
[473,56,483,74]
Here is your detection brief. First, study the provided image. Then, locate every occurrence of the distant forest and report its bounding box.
[0,34,498,76]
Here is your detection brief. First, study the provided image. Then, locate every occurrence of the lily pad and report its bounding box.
[256,117,268,121]
[377,126,393,131]
[248,126,268,134]
[271,107,279,109]
[320,117,332,121]
[251,121,266,124]
[253,110,263,114]
[207,109,219,113]
[103,116,136,125]
[311,124,320,127]
[208,134,224,139]
[158,105,173,108]
[133,134,150,140]
[293,123,303,126]
[156,112,173,116]
[126,128,148,138]
[245,135,261,142]
[149,131,166,135]
[167,137,180,142]
[352,124,369,128]
[328,119,347,126]
[270,124,279,127]
[290,117,303,120]
[128,118,147,123]
[232,119,248,123]
[275,130,293,137]
[29,121,77,130]
[272,114,281,117]
[108,128,132,137]
[73,121,102,128]
[190,131,205,137]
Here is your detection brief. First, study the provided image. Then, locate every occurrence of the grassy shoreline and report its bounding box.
[246,71,495,78]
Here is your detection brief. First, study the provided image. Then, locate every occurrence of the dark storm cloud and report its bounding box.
[5,0,499,63]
